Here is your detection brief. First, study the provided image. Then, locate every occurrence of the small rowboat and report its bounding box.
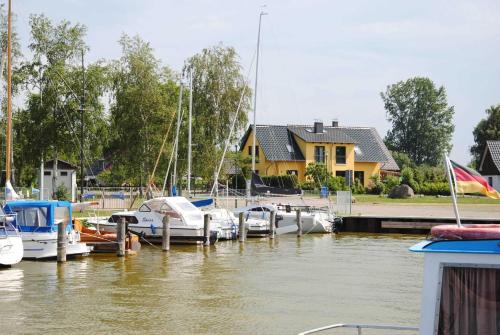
[74,219,141,253]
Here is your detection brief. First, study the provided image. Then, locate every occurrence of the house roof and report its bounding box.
[44,159,77,170]
[240,125,305,161]
[287,125,356,144]
[240,123,399,170]
[479,141,500,175]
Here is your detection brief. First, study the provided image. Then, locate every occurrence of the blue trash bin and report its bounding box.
[320,186,329,198]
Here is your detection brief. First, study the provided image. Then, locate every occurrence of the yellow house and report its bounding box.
[239,121,399,187]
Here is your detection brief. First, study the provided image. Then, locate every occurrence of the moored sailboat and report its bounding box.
[0,0,23,266]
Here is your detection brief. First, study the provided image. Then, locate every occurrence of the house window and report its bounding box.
[354,171,365,185]
[287,170,298,176]
[488,176,493,187]
[336,146,346,164]
[248,145,259,158]
[60,171,68,176]
[44,171,51,176]
[335,171,346,178]
[314,146,325,163]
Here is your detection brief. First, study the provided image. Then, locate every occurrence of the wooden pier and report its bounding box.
[340,215,500,234]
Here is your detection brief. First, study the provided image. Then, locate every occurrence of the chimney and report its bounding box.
[332,120,339,127]
[314,121,323,133]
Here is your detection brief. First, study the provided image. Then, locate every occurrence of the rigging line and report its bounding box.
[147,108,176,187]
[209,49,257,197]
[161,107,185,194]
[44,75,100,185]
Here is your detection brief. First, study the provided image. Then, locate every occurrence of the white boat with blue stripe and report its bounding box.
[4,200,91,260]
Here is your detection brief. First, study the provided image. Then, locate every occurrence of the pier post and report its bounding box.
[162,215,170,251]
[117,217,126,257]
[203,214,211,246]
[296,209,302,237]
[238,212,246,242]
[57,220,67,262]
[269,210,275,239]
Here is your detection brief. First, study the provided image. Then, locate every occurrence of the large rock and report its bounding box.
[388,184,414,199]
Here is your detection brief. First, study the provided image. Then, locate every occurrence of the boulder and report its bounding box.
[388,184,414,199]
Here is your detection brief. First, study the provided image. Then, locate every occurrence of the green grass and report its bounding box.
[349,194,500,205]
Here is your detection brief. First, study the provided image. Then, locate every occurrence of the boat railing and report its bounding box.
[298,323,419,335]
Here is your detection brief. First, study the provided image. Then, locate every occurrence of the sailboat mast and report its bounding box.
[172,82,183,190]
[187,69,193,196]
[251,11,266,172]
[5,0,12,182]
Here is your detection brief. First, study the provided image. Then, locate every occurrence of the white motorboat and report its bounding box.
[204,207,237,240]
[298,225,500,335]
[0,209,23,266]
[4,200,91,259]
[234,204,333,235]
[87,197,218,244]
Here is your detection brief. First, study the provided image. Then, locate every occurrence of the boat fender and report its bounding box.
[150,224,156,235]
[231,223,237,239]
[332,217,343,234]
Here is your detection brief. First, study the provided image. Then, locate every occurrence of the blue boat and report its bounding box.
[4,200,91,259]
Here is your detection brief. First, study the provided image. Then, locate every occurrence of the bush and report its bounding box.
[297,181,316,190]
[384,175,401,191]
[351,178,366,194]
[419,182,450,196]
[367,174,385,194]
[54,184,70,201]
[327,176,348,192]
[401,166,420,193]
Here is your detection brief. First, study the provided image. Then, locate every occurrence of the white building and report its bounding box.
[39,159,78,201]
[478,140,500,191]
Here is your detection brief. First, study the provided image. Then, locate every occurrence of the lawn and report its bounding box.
[348,194,500,205]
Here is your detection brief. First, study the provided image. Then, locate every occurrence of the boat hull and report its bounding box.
[88,221,213,244]
[0,235,23,266]
[20,232,91,259]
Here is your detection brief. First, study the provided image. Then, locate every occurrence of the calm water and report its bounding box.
[0,234,424,335]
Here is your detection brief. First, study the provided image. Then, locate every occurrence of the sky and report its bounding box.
[12,0,500,164]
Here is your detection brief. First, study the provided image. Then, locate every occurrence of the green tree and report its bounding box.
[470,105,500,167]
[14,14,109,186]
[108,34,179,185]
[183,44,251,180]
[305,162,329,187]
[381,77,455,166]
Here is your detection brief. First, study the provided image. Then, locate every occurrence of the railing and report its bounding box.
[298,323,418,335]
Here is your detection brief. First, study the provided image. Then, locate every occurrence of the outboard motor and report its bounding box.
[332,217,343,234]
[285,205,291,213]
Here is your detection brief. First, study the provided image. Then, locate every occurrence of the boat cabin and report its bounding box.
[410,237,500,334]
[4,200,74,233]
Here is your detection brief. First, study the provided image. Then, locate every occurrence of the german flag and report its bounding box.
[450,160,500,199]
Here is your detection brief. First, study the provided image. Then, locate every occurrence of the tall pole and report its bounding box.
[251,11,267,172]
[172,83,183,189]
[80,49,85,202]
[5,0,13,183]
[187,69,193,196]
[444,155,462,228]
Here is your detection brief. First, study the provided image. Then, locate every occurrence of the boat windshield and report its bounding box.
[12,207,48,227]
[146,201,173,214]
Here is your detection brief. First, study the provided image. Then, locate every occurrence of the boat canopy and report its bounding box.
[142,197,204,226]
[251,172,302,196]
[4,200,73,233]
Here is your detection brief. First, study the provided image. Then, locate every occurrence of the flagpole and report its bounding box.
[444,155,462,228]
